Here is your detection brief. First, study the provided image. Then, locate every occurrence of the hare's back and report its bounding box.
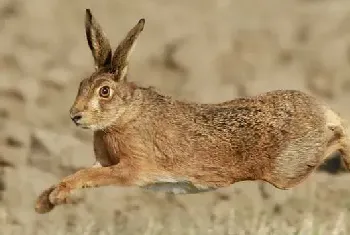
[203,90,327,160]
[208,89,326,136]
[247,89,326,141]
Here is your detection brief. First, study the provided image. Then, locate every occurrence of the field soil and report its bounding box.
[1,0,350,234]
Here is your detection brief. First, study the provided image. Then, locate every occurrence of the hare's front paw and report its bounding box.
[49,182,71,205]
[35,185,56,214]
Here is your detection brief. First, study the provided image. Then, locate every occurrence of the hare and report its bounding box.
[35,9,350,214]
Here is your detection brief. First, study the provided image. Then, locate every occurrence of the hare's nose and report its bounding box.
[71,113,82,124]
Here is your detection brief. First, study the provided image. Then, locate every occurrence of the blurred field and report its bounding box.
[2,0,350,234]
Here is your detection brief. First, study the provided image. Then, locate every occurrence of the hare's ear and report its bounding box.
[112,18,145,81]
[85,9,112,70]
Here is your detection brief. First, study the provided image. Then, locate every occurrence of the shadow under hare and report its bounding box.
[35,9,350,214]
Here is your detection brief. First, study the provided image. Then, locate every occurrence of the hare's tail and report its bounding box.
[324,107,350,170]
[338,118,350,170]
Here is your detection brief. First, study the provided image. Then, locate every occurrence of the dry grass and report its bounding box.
[1,205,349,235]
[2,173,350,234]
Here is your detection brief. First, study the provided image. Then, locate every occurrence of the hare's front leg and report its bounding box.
[35,163,138,214]
[35,132,124,214]
[49,163,137,205]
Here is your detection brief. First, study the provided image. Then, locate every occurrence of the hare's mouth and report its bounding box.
[71,118,92,130]
[70,114,110,130]
[75,121,102,131]
[75,122,92,130]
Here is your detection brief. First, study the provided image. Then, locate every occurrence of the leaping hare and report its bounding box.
[35,9,350,214]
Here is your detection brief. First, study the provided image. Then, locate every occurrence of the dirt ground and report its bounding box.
[2,0,350,234]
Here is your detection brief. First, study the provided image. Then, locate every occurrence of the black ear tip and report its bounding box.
[139,18,145,25]
[86,9,92,18]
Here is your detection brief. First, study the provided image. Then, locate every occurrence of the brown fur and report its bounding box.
[34,9,350,214]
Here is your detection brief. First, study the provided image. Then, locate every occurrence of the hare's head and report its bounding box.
[70,9,145,130]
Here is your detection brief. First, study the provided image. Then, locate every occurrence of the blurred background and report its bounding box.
[1,0,350,234]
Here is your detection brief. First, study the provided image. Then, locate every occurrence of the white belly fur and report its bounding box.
[140,177,216,194]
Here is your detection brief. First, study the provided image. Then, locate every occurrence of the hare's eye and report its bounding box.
[99,86,110,98]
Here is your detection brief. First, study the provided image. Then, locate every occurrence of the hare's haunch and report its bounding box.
[34,9,350,214]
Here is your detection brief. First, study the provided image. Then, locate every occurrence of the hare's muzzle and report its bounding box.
[70,109,83,126]
[71,113,82,125]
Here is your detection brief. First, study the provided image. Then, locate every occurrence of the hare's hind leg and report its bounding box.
[263,109,349,190]
[263,134,326,190]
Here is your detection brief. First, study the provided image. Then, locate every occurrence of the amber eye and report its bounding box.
[99,86,110,98]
